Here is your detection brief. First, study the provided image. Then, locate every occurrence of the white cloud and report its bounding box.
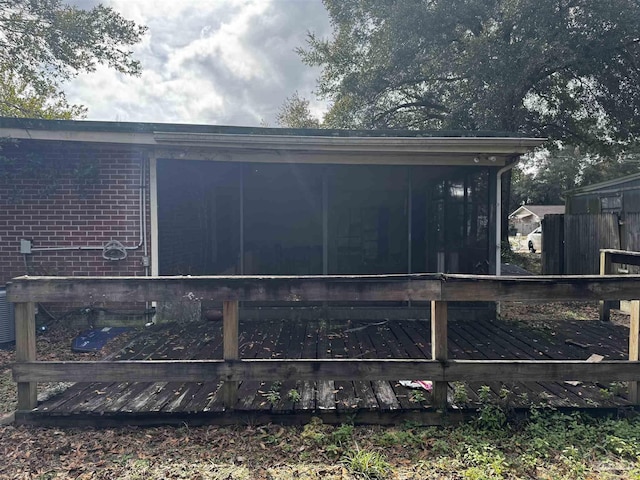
[65,0,331,126]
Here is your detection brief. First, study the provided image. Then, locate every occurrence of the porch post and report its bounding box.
[407,167,412,275]
[431,300,448,409]
[599,249,612,321]
[629,300,639,404]
[15,302,37,410]
[488,171,498,274]
[322,167,328,275]
[223,300,239,409]
[239,166,245,275]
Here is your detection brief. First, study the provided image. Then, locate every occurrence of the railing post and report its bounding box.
[15,302,37,410]
[431,300,448,410]
[222,300,239,409]
[599,250,612,321]
[629,300,640,404]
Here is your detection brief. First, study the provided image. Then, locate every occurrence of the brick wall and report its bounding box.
[0,140,151,292]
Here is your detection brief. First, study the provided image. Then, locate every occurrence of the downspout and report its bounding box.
[495,157,519,277]
[141,157,149,276]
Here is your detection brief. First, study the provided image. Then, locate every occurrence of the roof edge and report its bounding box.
[566,172,640,196]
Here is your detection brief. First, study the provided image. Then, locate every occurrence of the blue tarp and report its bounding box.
[72,327,130,352]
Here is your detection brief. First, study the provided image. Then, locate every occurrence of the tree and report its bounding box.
[0,70,86,119]
[511,148,583,207]
[0,0,146,119]
[511,148,640,209]
[301,0,640,154]
[276,92,322,128]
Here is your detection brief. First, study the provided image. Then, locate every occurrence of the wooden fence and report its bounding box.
[544,213,640,275]
[564,214,621,274]
[542,214,564,274]
[8,274,640,413]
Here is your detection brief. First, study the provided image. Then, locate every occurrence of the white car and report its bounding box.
[527,226,542,253]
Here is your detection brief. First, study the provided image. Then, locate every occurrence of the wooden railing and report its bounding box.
[599,249,640,321]
[8,274,640,412]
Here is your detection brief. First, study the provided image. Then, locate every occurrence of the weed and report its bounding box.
[331,424,354,445]
[452,382,469,405]
[342,447,390,479]
[287,388,301,403]
[265,390,280,404]
[265,382,282,405]
[498,386,511,401]
[602,382,626,398]
[375,429,418,447]
[431,438,451,455]
[477,385,491,403]
[409,389,426,403]
[324,443,342,457]
[600,387,614,399]
[301,416,327,443]
[474,386,507,431]
[461,443,508,479]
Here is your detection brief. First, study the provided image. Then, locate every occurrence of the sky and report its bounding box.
[66,0,331,126]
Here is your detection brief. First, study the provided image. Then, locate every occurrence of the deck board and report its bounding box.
[24,315,637,425]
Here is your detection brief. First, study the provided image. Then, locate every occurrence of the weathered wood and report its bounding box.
[9,274,640,304]
[222,300,239,409]
[542,214,564,274]
[316,321,336,411]
[14,359,640,383]
[431,301,448,409]
[6,275,442,303]
[15,302,36,410]
[599,250,614,321]
[601,249,640,266]
[629,300,640,404]
[14,408,466,429]
[439,274,640,301]
[565,214,620,275]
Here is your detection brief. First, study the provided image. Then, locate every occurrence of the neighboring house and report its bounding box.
[0,117,544,321]
[508,205,565,235]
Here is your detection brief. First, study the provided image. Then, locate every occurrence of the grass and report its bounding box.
[4,409,639,478]
[341,447,390,479]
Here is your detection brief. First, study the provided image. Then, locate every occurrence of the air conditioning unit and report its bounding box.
[0,289,15,344]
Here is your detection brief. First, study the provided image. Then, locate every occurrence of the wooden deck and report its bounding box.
[17,315,634,426]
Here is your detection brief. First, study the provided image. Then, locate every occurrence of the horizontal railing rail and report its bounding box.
[13,359,640,383]
[7,274,640,412]
[8,273,640,302]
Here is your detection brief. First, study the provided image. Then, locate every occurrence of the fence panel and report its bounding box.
[623,213,640,274]
[564,214,620,274]
[542,214,564,274]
